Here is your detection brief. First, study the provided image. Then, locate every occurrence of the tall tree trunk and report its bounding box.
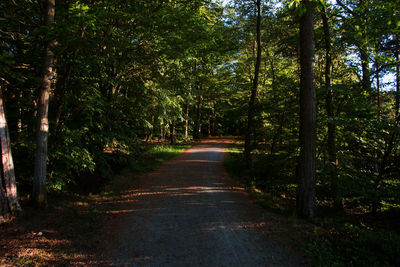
[33,0,56,207]
[297,0,316,218]
[322,6,342,210]
[0,84,22,222]
[244,0,262,168]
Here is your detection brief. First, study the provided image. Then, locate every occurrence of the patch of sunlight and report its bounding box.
[381,200,400,210]
[179,159,219,163]
[105,209,135,214]
[75,201,89,207]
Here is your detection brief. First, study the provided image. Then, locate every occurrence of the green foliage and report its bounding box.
[305,224,400,266]
[225,143,298,214]
[130,143,195,173]
[0,0,235,194]
[224,145,248,177]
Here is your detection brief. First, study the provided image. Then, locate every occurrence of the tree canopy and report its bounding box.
[0,0,399,236]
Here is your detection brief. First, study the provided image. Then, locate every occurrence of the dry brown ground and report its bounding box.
[0,196,101,266]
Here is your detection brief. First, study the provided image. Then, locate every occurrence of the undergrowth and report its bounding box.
[130,142,195,173]
[103,142,195,194]
[224,142,400,266]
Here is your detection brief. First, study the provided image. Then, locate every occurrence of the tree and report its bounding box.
[33,0,56,207]
[297,0,316,218]
[0,79,22,222]
[244,0,262,168]
[321,3,342,210]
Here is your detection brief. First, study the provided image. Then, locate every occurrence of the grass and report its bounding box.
[147,143,194,164]
[101,141,197,196]
[124,142,194,173]
[224,141,400,267]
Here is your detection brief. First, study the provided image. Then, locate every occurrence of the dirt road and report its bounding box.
[104,139,305,266]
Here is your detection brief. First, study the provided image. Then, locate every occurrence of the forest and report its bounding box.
[1,0,399,265]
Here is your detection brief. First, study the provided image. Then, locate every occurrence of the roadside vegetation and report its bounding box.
[0,142,194,266]
[225,140,400,266]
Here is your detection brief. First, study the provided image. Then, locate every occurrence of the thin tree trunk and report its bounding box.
[169,121,175,144]
[194,84,202,140]
[160,121,164,141]
[376,69,380,119]
[207,115,211,137]
[322,6,342,210]
[17,91,22,134]
[244,0,262,168]
[336,0,370,98]
[33,0,56,207]
[375,43,381,119]
[270,111,285,155]
[185,98,189,138]
[297,0,316,218]
[360,46,371,94]
[212,102,216,136]
[145,117,154,144]
[54,48,79,134]
[396,47,399,118]
[145,131,151,143]
[0,85,22,221]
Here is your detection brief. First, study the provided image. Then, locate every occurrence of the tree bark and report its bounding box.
[194,84,202,140]
[0,84,22,222]
[270,111,285,155]
[185,98,189,138]
[297,0,316,218]
[169,121,175,144]
[244,0,262,168]
[376,69,380,118]
[33,0,56,207]
[212,102,216,136]
[17,91,22,134]
[207,115,211,137]
[322,6,342,210]
[145,116,154,144]
[360,44,371,95]
[396,47,399,118]
[160,121,164,141]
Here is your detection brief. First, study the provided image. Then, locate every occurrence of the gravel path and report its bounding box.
[106,139,305,266]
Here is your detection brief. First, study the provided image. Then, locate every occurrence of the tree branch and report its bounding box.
[335,0,354,16]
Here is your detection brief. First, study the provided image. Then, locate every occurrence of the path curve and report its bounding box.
[104,139,305,266]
